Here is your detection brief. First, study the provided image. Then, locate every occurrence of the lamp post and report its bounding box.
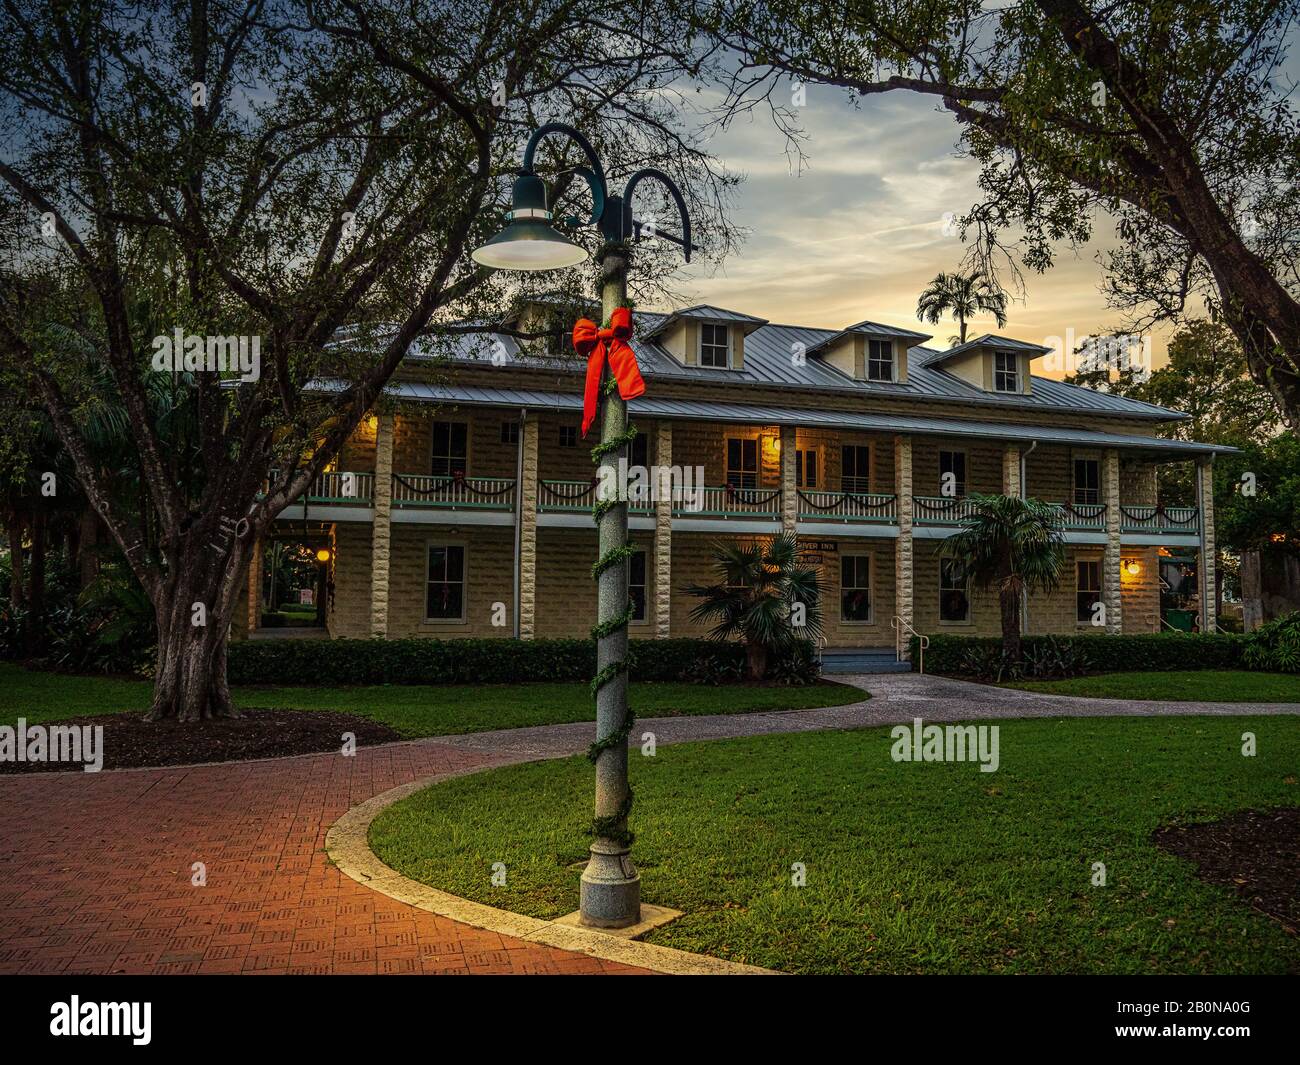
[472,123,694,929]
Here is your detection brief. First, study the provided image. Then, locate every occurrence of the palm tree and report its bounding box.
[916,271,1009,346]
[687,532,824,680]
[939,494,1065,662]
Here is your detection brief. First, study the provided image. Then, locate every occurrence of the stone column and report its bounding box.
[1198,454,1217,633]
[246,535,263,636]
[780,424,797,535]
[1001,444,1022,497]
[518,415,539,639]
[654,421,673,638]
[369,413,395,638]
[1102,448,1123,634]
[894,434,914,656]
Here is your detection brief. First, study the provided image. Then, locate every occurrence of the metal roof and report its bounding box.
[808,320,934,354]
[306,378,1231,456]
[400,311,1187,423]
[641,303,769,339]
[924,333,1055,366]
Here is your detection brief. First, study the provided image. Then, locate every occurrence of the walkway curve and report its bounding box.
[1,674,1294,975]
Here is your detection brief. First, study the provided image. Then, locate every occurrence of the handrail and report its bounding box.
[1146,613,1179,633]
[890,615,929,674]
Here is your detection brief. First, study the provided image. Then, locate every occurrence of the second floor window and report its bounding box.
[629,550,647,623]
[700,323,730,368]
[993,351,1020,392]
[796,448,818,488]
[939,450,967,497]
[726,437,758,488]
[559,425,578,448]
[1077,559,1102,624]
[431,421,468,477]
[630,431,649,469]
[841,445,870,493]
[1074,458,1100,505]
[500,421,519,445]
[866,338,894,382]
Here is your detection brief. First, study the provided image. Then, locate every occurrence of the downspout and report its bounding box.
[1020,440,1037,635]
[513,407,527,639]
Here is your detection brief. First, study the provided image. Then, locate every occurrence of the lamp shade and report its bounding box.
[472,173,589,271]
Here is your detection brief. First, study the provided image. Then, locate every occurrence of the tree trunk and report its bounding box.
[746,641,768,681]
[26,507,45,656]
[999,588,1022,663]
[78,505,100,590]
[7,508,24,609]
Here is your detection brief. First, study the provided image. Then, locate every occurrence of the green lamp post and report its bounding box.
[472,122,693,928]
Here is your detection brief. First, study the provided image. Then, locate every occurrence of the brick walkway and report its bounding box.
[2,673,1294,976]
[0,743,647,975]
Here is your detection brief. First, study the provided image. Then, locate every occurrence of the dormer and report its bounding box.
[924,334,1051,395]
[643,305,768,370]
[806,321,931,384]
[498,291,599,353]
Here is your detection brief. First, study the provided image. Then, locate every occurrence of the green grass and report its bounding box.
[370,717,1300,974]
[0,662,864,737]
[1004,670,1300,703]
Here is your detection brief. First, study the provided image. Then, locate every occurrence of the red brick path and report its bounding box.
[0,743,647,975]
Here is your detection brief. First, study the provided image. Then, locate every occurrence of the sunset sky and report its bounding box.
[669,83,1185,371]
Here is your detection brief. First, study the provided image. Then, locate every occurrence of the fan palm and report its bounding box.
[916,271,1008,346]
[939,494,1065,661]
[686,532,824,680]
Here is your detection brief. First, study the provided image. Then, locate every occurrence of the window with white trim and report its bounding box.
[700,323,730,368]
[1076,559,1102,623]
[559,425,578,448]
[425,544,466,621]
[940,559,970,622]
[500,420,519,445]
[939,450,967,498]
[841,555,872,622]
[841,445,870,493]
[629,550,647,623]
[866,338,894,381]
[795,448,818,488]
[1073,458,1100,505]
[993,351,1020,392]
[431,421,468,477]
[726,438,758,488]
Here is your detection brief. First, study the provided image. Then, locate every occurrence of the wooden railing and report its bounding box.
[1050,502,1108,531]
[680,484,781,518]
[537,479,654,513]
[797,490,897,523]
[912,495,979,525]
[391,474,516,510]
[267,470,374,504]
[1120,504,1199,533]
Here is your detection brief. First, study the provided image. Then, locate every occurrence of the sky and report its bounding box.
[666,83,1177,370]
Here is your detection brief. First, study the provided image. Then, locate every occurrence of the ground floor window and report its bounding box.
[426,544,466,621]
[629,549,647,622]
[939,559,969,622]
[841,554,872,621]
[1076,558,1102,623]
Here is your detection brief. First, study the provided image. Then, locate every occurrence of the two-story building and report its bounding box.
[240,301,1226,652]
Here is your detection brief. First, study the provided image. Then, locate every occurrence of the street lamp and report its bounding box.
[473,122,694,929]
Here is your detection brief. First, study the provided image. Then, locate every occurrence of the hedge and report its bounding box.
[227,636,746,686]
[913,632,1245,677]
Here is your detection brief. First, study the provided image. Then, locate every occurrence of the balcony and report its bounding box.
[797,490,897,524]
[538,479,653,515]
[1051,502,1108,531]
[1120,504,1199,534]
[392,474,516,511]
[681,485,781,519]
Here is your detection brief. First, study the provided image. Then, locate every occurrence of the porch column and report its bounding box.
[780,423,797,535]
[654,421,673,638]
[246,534,262,635]
[369,412,394,638]
[894,434,914,656]
[1198,454,1217,633]
[1102,448,1123,634]
[518,415,539,639]
[1001,444,1022,497]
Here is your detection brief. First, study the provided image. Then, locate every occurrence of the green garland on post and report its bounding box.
[586,370,638,846]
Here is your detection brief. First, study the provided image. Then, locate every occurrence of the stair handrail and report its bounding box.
[890,615,929,674]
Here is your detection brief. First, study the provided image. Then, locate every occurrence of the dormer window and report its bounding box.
[700,323,730,368]
[993,350,1020,392]
[866,338,894,382]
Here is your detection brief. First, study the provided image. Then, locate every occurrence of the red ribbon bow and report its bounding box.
[573,306,645,437]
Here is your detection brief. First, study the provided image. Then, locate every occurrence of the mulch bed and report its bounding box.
[1153,806,1300,933]
[0,709,402,774]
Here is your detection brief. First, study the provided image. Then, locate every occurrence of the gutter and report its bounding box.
[512,407,527,639]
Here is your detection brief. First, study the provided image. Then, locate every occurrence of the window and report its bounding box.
[1076,559,1102,623]
[700,323,730,368]
[939,560,970,622]
[629,550,647,623]
[841,445,871,493]
[796,448,818,489]
[630,431,649,470]
[866,338,894,382]
[425,544,466,621]
[500,421,519,445]
[939,450,967,498]
[559,425,578,448]
[993,351,1020,392]
[1073,458,1100,505]
[431,421,468,477]
[841,555,872,622]
[726,438,758,488]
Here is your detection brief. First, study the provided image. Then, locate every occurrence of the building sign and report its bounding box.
[299,589,314,606]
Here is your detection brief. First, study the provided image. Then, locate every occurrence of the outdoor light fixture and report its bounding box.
[315,547,332,563]
[1123,558,1141,576]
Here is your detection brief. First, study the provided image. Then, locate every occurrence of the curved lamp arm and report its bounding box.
[521,122,608,226]
[622,167,694,263]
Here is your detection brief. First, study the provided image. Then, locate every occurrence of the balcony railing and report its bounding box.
[392,474,516,510]
[1051,502,1108,531]
[912,495,980,525]
[268,470,375,504]
[679,484,781,519]
[1120,504,1199,533]
[538,479,653,514]
[797,490,897,523]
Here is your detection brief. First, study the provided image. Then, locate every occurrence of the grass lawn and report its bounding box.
[0,662,865,737]
[370,716,1300,974]
[1004,670,1300,703]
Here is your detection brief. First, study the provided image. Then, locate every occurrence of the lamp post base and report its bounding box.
[579,840,641,928]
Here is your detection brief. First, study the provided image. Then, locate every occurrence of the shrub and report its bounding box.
[916,631,1245,678]
[227,635,746,686]
[1242,612,1300,673]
